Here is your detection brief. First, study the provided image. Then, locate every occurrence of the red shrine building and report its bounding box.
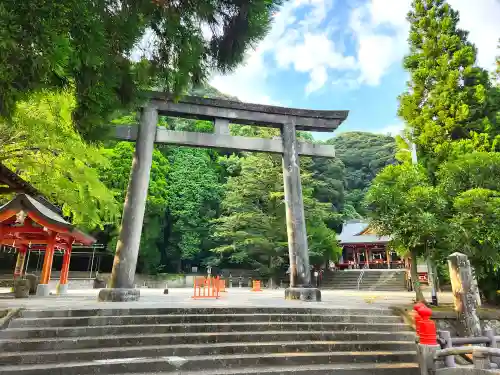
[337,220,403,270]
[337,220,429,286]
[0,194,95,296]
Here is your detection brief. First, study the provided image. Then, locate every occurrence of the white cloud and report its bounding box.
[210,0,353,99]
[350,0,500,87]
[211,0,500,102]
[275,32,356,94]
[376,123,405,136]
[448,0,500,71]
[349,0,411,86]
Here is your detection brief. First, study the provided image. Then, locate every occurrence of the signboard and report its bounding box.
[418,272,428,283]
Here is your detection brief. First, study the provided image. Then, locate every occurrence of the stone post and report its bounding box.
[99,105,158,302]
[57,243,72,295]
[448,252,482,337]
[36,232,57,296]
[13,246,27,278]
[281,122,320,302]
[215,118,230,135]
[416,343,439,375]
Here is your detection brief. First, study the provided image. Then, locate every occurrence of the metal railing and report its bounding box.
[356,268,365,290]
[437,328,500,370]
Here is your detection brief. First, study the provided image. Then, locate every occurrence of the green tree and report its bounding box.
[399,0,499,172]
[0,90,118,229]
[164,147,223,272]
[100,142,170,274]
[212,153,339,280]
[0,0,284,138]
[437,152,500,303]
[365,163,448,301]
[309,157,346,231]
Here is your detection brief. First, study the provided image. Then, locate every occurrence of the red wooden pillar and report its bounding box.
[365,248,369,269]
[36,231,57,296]
[58,242,72,295]
[13,245,27,278]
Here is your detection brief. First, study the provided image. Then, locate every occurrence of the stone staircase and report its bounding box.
[0,307,418,375]
[322,270,406,291]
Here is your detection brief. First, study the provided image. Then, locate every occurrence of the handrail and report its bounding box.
[437,329,500,369]
[436,347,500,358]
[357,269,365,290]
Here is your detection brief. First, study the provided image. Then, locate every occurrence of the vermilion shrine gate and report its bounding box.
[0,194,95,295]
[100,93,348,302]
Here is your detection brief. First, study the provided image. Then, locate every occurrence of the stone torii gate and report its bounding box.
[98,93,348,302]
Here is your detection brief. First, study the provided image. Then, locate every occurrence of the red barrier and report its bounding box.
[414,304,437,345]
[192,276,220,299]
[219,279,227,292]
[251,280,262,292]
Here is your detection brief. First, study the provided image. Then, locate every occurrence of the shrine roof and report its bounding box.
[338,220,390,245]
[0,194,95,245]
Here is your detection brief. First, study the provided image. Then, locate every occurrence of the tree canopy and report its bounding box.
[399,0,500,172]
[365,0,500,303]
[365,163,447,301]
[211,152,340,278]
[0,90,118,229]
[0,0,284,138]
[328,132,396,216]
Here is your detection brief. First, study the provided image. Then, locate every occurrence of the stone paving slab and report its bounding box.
[0,287,453,311]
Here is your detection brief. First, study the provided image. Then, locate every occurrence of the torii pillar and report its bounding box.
[99,93,348,302]
[98,105,157,302]
[282,122,318,300]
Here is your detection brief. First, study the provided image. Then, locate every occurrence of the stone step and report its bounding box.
[125,363,419,375]
[0,351,418,375]
[327,279,404,283]
[0,340,418,366]
[8,313,403,328]
[321,280,404,287]
[321,285,405,290]
[324,276,404,281]
[321,284,406,292]
[19,307,396,319]
[1,322,411,339]
[325,278,404,284]
[0,330,416,352]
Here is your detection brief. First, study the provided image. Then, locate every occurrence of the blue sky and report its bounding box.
[210,0,500,140]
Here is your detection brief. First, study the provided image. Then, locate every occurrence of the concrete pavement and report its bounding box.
[0,287,453,311]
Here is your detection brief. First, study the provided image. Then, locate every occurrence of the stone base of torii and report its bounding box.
[98,93,349,302]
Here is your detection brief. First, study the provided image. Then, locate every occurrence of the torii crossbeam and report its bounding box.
[99,93,348,302]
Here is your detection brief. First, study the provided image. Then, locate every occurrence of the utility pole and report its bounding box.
[409,134,438,306]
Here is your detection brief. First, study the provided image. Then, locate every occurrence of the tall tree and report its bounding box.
[437,152,500,303]
[399,0,499,172]
[212,153,339,280]
[163,147,222,272]
[365,163,448,301]
[0,0,284,138]
[0,90,118,229]
[100,142,170,274]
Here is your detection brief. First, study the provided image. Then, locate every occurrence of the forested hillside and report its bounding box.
[329,132,397,216]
